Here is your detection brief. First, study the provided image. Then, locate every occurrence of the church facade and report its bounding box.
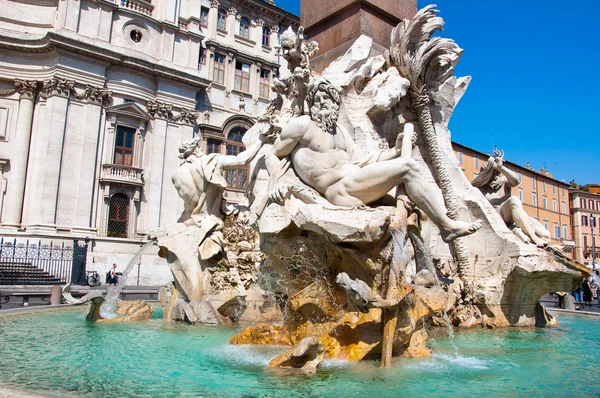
[0,0,298,284]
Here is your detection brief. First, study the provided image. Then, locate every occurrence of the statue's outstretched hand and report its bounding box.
[269,183,292,205]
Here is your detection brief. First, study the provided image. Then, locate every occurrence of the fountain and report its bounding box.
[151,3,589,373]
[0,4,594,396]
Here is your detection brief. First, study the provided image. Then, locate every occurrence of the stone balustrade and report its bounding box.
[101,164,144,186]
[120,0,154,16]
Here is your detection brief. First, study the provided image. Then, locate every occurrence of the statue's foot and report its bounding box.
[441,219,482,243]
[532,237,549,248]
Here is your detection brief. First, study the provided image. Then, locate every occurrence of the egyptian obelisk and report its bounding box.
[301,0,417,72]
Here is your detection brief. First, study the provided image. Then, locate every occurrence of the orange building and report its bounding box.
[570,187,600,269]
[452,142,574,254]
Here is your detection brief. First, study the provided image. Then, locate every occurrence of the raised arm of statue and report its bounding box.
[271,115,311,159]
[491,150,520,188]
[221,123,275,169]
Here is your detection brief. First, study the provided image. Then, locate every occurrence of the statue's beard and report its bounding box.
[312,105,339,134]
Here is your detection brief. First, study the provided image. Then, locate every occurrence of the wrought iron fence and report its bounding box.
[0,238,89,285]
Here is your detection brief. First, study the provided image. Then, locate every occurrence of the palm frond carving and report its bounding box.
[388,5,473,294]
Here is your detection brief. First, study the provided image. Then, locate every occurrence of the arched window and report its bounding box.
[107,193,130,238]
[225,128,248,190]
[217,8,227,31]
[239,17,250,38]
[262,26,270,46]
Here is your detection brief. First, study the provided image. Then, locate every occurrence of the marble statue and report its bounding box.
[171,126,274,260]
[266,77,481,243]
[472,149,551,247]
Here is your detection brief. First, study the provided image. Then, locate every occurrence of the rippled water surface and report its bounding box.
[0,308,599,397]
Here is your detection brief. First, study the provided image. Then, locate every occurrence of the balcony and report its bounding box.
[120,0,154,17]
[100,164,144,187]
[561,239,576,251]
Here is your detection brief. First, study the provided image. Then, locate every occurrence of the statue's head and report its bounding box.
[280,27,296,50]
[178,137,203,160]
[307,78,341,134]
[472,156,503,191]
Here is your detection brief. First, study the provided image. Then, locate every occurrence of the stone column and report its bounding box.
[2,80,38,227]
[208,0,219,39]
[226,7,237,39]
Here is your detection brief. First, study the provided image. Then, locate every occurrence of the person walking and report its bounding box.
[581,278,593,309]
[108,263,119,286]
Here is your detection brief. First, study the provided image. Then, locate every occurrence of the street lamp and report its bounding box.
[591,213,596,271]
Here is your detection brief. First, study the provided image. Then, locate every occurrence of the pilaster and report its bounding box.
[1,80,38,227]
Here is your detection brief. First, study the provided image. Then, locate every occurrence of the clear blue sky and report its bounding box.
[275,0,599,184]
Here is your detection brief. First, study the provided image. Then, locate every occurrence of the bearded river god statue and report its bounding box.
[155,4,590,373]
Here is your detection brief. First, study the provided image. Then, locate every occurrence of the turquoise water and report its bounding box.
[0,308,599,397]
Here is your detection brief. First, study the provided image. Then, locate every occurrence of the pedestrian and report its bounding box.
[554,292,566,309]
[581,278,593,309]
[573,285,582,304]
[108,263,119,286]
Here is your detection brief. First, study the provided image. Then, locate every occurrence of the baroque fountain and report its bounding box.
[150,4,588,372]
[0,5,595,397]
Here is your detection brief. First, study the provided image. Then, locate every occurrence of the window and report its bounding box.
[584,235,588,248]
[581,198,586,208]
[130,30,142,43]
[533,194,537,206]
[198,48,206,68]
[234,61,250,92]
[597,201,600,211]
[543,196,547,209]
[543,181,546,192]
[200,7,209,27]
[225,128,248,190]
[114,126,135,166]
[544,220,549,231]
[259,69,270,98]
[458,149,463,164]
[582,215,588,226]
[554,223,560,239]
[518,188,523,202]
[262,26,271,46]
[552,198,557,212]
[217,8,227,30]
[239,17,250,38]
[563,225,568,239]
[213,53,225,84]
[562,202,566,214]
[562,188,565,197]
[518,172,522,183]
[592,215,597,228]
[552,184,556,194]
[532,176,536,190]
[590,199,596,210]
[107,193,129,238]
[474,155,479,170]
[207,138,221,154]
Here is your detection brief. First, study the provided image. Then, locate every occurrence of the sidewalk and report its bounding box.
[539,293,600,314]
[0,285,162,310]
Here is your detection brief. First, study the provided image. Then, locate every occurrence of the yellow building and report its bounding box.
[452,143,574,253]
[570,186,600,269]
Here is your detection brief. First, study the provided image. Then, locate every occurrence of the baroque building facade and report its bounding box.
[0,0,298,284]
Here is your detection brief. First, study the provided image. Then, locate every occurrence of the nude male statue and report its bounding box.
[267,78,481,243]
[172,125,273,259]
[472,149,550,247]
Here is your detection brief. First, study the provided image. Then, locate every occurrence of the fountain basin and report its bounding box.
[0,307,598,397]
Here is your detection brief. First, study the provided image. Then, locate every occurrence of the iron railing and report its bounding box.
[0,238,88,285]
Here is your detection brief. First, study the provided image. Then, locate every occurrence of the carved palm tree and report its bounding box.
[389,5,472,291]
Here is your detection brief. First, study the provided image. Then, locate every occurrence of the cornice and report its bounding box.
[0,32,212,89]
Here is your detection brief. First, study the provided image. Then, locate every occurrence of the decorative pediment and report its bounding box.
[105,102,151,121]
